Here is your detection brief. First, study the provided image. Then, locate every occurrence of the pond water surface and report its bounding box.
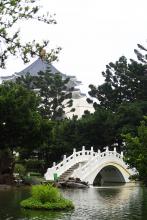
[0,183,147,220]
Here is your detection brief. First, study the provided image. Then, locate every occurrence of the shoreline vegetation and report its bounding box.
[20,184,74,210]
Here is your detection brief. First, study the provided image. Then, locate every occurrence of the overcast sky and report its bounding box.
[1,0,147,93]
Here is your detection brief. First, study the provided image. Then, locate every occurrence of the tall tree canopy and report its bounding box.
[0,82,46,183]
[16,69,75,120]
[0,0,60,68]
[88,56,147,111]
[0,82,42,150]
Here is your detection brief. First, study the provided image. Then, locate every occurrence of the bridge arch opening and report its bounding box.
[93,165,126,186]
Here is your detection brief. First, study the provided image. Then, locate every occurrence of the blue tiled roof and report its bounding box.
[1,58,83,94]
[15,58,65,77]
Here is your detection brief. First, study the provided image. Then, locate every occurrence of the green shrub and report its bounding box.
[14,163,26,177]
[20,197,74,210]
[32,184,60,203]
[21,197,42,209]
[20,184,74,210]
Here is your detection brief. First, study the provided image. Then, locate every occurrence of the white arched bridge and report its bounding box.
[44,146,135,185]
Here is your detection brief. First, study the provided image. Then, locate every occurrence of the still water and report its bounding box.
[0,183,147,220]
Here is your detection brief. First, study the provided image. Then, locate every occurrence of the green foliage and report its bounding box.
[35,69,75,120]
[0,82,52,181]
[31,184,60,203]
[20,184,74,210]
[78,108,118,149]
[114,102,146,145]
[18,118,56,170]
[86,50,147,151]
[49,102,146,159]
[20,197,74,210]
[25,159,45,173]
[123,117,147,184]
[0,82,42,150]
[88,56,147,111]
[21,197,42,209]
[16,68,75,120]
[50,108,118,158]
[14,163,26,177]
[0,0,60,68]
[134,43,147,63]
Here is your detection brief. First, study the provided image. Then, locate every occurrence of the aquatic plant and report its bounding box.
[20,184,74,210]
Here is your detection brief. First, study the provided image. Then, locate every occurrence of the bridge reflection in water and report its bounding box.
[62,183,144,220]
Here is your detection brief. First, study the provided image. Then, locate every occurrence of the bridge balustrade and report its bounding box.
[72,149,127,181]
[44,146,124,181]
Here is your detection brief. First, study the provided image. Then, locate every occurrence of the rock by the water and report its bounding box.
[59,178,89,188]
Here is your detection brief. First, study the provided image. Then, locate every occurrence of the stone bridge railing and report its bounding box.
[44,146,124,181]
[71,147,131,183]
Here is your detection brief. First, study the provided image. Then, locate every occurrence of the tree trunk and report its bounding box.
[0,149,15,184]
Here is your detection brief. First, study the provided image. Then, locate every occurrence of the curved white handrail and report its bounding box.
[82,151,124,173]
[72,150,131,181]
[44,146,126,181]
[45,146,97,180]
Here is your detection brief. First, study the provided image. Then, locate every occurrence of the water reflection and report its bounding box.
[21,209,72,220]
[62,183,144,220]
[0,184,147,220]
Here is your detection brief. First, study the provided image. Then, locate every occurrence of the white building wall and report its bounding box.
[65,96,94,119]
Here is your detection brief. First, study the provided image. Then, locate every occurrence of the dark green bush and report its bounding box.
[25,159,45,173]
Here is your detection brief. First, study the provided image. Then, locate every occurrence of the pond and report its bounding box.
[0,183,147,220]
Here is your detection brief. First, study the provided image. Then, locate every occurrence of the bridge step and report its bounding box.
[58,163,79,181]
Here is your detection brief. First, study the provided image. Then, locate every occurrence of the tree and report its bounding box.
[0,82,44,183]
[0,0,60,68]
[87,48,147,152]
[16,69,75,120]
[77,108,117,150]
[123,117,147,185]
[114,101,147,147]
[134,43,147,64]
[50,108,118,161]
[0,82,42,149]
[88,56,147,111]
